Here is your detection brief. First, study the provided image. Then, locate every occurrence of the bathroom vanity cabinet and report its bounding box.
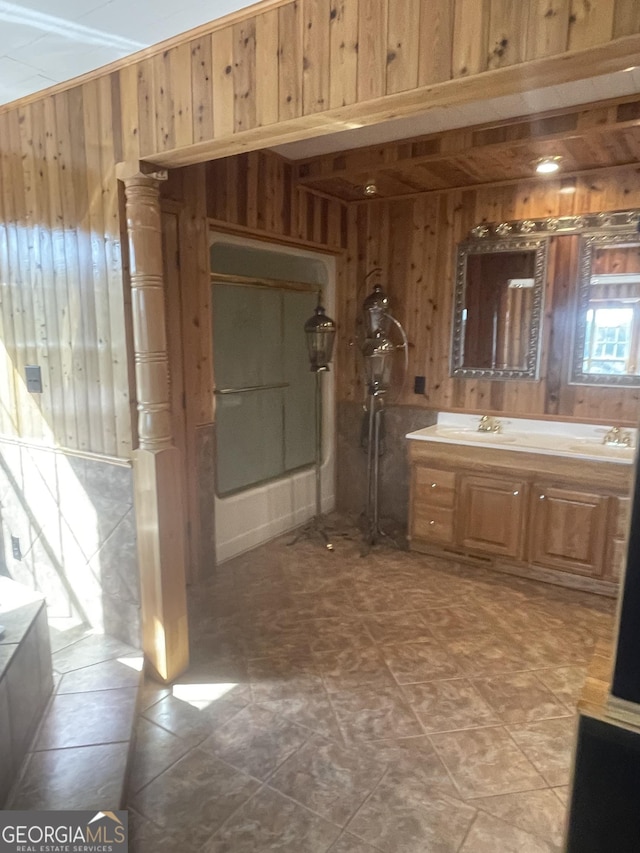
[408,439,632,595]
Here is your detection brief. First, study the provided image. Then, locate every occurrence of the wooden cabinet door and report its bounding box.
[458,475,525,558]
[529,486,608,577]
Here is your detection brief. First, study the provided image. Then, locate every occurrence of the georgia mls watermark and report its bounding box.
[0,812,128,853]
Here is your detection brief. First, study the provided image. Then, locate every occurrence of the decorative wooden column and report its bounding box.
[118,163,189,683]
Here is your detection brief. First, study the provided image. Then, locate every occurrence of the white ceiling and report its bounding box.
[1,0,639,162]
[0,0,257,106]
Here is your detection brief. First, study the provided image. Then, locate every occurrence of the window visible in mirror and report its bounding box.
[583,307,635,374]
[572,236,640,386]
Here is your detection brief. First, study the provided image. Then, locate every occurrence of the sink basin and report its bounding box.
[567,441,635,459]
[435,428,517,444]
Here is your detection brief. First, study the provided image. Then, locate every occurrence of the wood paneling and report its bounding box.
[339,167,640,425]
[329,0,359,109]
[0,0,639,461]
[0,91,132,456]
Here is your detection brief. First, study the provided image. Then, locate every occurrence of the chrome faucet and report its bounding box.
[602,426,632,447]
[478,415,502,433]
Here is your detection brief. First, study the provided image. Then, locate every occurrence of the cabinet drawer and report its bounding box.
[412,505,455,544]
[414,467,456,508]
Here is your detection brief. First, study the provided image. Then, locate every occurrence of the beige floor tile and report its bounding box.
[328,834,383,853]
[314,645,396,693]
[553,786,570,804]
[242,624,313,660]
[287,591,357,620]
[507,717,578,787]
[204,786,341,853]
[472,672,571,723]
[142,690,248,749]
[256,686,344,742]
[347,775,476,853]
[329,685,423,743]
[459,812,560,852]
[447,632,529,677]
[363,610,435,645]
[356,736,458,798]
[268,733,386,826]
[132,749,260,848]
[306,617,374,653]
[137,678,171,712]
[472,788,567,846]
[534,666,588,708]
[349,583,445,613]
[247,655,324,704]
[128,718,191,794]
[381,638,462,684]
[129,808,197,853]
[402,678,500,732]
[199,704,310,780]
[430,726,547,798]
[425,606,498,643]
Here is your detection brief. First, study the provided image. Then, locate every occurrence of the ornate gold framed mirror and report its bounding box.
[451,237,547,380]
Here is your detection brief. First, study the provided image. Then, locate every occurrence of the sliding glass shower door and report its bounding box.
[212,280,318,496]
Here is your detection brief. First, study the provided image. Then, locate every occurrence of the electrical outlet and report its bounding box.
[25,365,43,393]
[413,375,426,394]
[11,536,21,561]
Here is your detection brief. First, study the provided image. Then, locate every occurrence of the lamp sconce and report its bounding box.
[304,302,336,372]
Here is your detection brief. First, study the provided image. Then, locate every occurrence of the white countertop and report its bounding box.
[406,414,637,465]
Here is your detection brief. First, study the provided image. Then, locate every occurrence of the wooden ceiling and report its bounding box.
[293,97,640,202]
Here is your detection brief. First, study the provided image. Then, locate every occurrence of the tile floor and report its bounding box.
[8,631,141,810]
[127,526,615,852]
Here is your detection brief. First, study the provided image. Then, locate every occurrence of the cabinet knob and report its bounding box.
[429,520,435,525]
[513,490,519,496]
[539,494,545,500]
[431,483,437,488]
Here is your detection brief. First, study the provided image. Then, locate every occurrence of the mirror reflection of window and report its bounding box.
[583,305,637,375]
[578,242,640,381]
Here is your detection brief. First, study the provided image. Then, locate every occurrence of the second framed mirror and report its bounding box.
[571,233,640,386]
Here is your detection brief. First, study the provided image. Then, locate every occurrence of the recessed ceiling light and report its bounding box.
[535,157,562,175]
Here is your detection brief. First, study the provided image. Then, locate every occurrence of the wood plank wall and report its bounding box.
[0,84,131,456]
[341,167,640,425]
[0,0,639,457]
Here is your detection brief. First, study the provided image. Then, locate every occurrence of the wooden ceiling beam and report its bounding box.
[295,97,640,186]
